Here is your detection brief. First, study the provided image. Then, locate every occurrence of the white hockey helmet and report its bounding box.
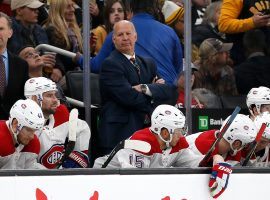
[9,99,44,142]
[150,104,186,147]
[254,112,270,140]
[24,77,57,105]
[222,114,257,155]
[246,87,270,115]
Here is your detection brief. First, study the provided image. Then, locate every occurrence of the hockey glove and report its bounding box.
[62,151,89,168]
[209,162,232,199]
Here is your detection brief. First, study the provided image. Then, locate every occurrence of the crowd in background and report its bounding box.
[1,0,270,170]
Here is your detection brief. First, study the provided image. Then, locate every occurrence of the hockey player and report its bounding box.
[94,105,232,199]
[0,99,45,169]
[246,112,270,166]
[24,77,91,169]
[242,87,270,166]
[186,114,257,166]
[246,86,270,120]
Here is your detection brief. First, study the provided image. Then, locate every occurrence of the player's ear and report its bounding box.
[160,128,169,140]
[31,95,38,103]
[232,140,242,150]
[11,118,18,132]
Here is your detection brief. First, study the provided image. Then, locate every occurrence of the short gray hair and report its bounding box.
[0,12,12,29]
[202,1,222,25]
[192,88,222,108]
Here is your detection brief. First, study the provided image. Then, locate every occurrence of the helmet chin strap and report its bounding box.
[36,94,43,108]
[9,121,19,145]
[159,131,173,149]
[229,143,243,156]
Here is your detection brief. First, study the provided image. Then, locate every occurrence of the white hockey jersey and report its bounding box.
[93,128,202,168]
[186,130,242,166]
[36,104,91,168]
[0,121,45,169]
[241,145,270,167]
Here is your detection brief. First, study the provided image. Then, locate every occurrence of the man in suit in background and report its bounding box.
[0,12,28,119]
[98,20,175,156]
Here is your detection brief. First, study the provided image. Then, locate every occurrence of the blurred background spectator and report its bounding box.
[0,0,12,16]
[193,1,226,48]
[192,88,222,108]
[194,38,238,96]
[162,0,199,62]
[218,0,270,65]
[234,29,270,94]
[175,61,203,108]
[8,0,64,83]
[44,0,83,73]
[91,0,127,56]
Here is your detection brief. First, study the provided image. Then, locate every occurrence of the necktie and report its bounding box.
[130,57,140,75]
[0,55,6,96]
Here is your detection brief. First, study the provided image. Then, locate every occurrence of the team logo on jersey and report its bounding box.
[40,144,64,169]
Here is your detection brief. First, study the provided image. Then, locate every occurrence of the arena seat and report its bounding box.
[65,71,101,106]
[220,95,247,109]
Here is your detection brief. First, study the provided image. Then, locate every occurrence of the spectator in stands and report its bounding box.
[37,0,49,26]
[73,0,104,29]
[19,46,67,104]
[127,0,183,85]
[44,0,83,73]
[0,0,12,16]
[191,0,210,27]
[193,1,226,48]
[91,0,127,56]
[0,12,29,120]
[98,20,175,156]
[8,0,46,52]
[194,38,238,96]
[218,0,270,65]
[161,1,199,62]
[192,88,222,108]
[18,46,44,78]
[234,29,270,95]
[8,0,64,82]
[162,0,184,40]
[171,0,184,7]
[175,61,204,108]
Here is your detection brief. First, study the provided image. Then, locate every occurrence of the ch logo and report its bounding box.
[199,116,208,130]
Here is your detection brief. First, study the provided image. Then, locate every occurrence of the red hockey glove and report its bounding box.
[209,162,232,199]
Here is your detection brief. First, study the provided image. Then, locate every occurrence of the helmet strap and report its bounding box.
[158,129,173,148]
[37,94,43,108]
[8,119,20,145]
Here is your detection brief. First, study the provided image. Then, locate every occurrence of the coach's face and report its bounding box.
[113,20,137,56]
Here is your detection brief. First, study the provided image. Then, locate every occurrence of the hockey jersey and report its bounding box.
[93,128,202,168]
[241,145,270,167]
[36,104,91,168]
[186,130,241,166]
[0,120,45,169]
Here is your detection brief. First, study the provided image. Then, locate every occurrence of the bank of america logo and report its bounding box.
[199,116,208,130]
